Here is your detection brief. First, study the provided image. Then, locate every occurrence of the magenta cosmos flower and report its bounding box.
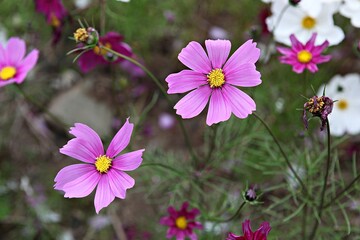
[0,37,39,88]
[227,219,271,240]
[35,0,67,44]
[160,202,203,240]
[78,31,133,73]
[166,39,261,126]
[54,118,144,213]
[277,33,331,74]
[35,0,67,27]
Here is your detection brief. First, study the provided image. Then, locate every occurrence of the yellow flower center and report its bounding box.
[297,50,312,63]
[50,13,61,28]
[95,155,112,173]
[0,66,17,81]
[207,68,225,88]
[337,99,348,110]
[74,28,89,42]
[175,216,188,230]
[302,16,316,29]
[93,43,112,56]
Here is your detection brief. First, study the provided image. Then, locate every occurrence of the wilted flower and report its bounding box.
[227,219,271,240]
[303,95,333,131]
[160,202,203,240]
[277,33,331,74]
[77,31,133,73]
[317,74,360,136]
[0,37,39,88]
[54,118,144,213]
[166,39,261,126]
[35,0,67,44]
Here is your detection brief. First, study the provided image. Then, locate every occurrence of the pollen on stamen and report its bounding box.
[207,68,225,88]
[302,16,316,29]
[297,50,312,63]
[95,155,112,173]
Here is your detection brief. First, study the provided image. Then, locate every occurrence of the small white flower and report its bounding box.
[318,74,360,136]
[340,0,360,28]
[266,0,344,46]
[116,0,130,2]
[208,26,229,40]
[74,0,92,9]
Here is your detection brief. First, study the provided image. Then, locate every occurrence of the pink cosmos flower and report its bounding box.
[165,39,261,126]
[54,118,144,213]
[160,202,203,240]
[277,33,331,74]
[77,32,133,73]
[227,219,271,240]
[35,0,67,44]
[0,37,39,88]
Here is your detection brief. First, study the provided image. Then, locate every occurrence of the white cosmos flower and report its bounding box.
[74,0,92,9]
[266,0,344,46]
[340,0,360,28]
[318,74,360,136]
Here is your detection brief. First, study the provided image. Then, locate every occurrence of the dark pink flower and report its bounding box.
[0,37,39,88]
[77,32,133,73]
[160,202,203,240]
[227,219,271,240]
[35,0,67,44]
[277,33,331,74]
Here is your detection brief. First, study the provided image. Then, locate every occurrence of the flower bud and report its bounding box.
[289,0,301,6]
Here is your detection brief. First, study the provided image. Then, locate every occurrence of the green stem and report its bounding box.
[252,112,310,197]
[102,46,199,164]
[206,124,218,163]
[309,118,331,240]
[140,163,183,176]
[208,201,246,223]
[9,85,69,133]
[323,173,360,209]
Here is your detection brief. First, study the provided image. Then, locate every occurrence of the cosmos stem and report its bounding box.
[9,84,69,133]
[209,201,246,223]
[102,46,199,165]
[252,112,310,198]
[309,118,331,240]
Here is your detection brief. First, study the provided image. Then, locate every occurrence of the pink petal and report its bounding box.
[312,55,331,64]
[289,34,304,52]
[77,50,102,73]
[166,227,177,238]
[189,232,198,240]
[178,41,212,74]
[112,149,144,171]
[60,138,99,163]
[6,37,25,65]
[107,169,135,199]
[305,33,317,51]
[225,63,262,87]
[54,164,95,190]
[160,216,174,226]
[174,86,212,119]
[223,40,260,73]
[312,40,330,56]
[222,85,255,119]
[18,49,39,74]
[69,123,104,157]
[206,88,231,126]
[166,70,207,94]
[62,169,101,198]
[205,39,231,69]
[276,46,295,56]
[306,63,318,73]
[242,219,253,239]
[106,118,133,158]
[292,63,306,74]
[94,174,115,213]
[0,79,17,88]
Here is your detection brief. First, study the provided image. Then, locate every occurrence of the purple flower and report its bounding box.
[166,39,262,126]
[35,0,67,44]
[0,37,39,88]
[303,95,333,131]
[77,31,133,73]
[54,118,145,213]
[227,219,271,240]
[160,202,203,240]
[277,33,331,74]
